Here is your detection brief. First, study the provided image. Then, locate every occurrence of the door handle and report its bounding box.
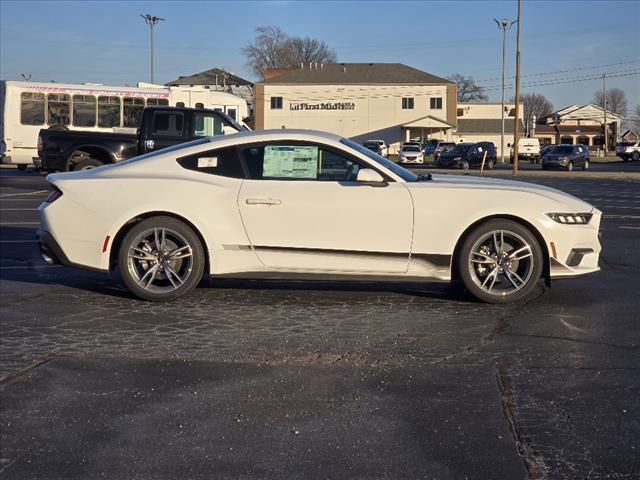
[245,198,282,206]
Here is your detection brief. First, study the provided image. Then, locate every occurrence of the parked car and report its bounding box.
[362,139,388,157]
[433,142,455,161]
[541,144,590,171]
[509,138,541,163]
[398,142,425,164]
[616,141,640,161]
[37,129,601,304]
[436,142,497,169]
[422,139,442,156]
[36,106,246,172]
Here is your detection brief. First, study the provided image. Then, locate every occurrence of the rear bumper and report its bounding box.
[36,228,107,273]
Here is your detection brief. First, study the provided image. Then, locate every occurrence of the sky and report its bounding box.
[1,0,639,114]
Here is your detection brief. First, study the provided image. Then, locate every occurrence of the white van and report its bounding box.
[510,138,541,163]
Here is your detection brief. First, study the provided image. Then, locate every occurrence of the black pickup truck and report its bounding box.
[36,106,247,172]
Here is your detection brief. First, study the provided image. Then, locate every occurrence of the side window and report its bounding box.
[402,97,414,109]
[192,113,223,137]
[270,97,283,109]
[98,96,121,128]
[226,107,237,120]
[47,93,70,126]
[72,95,96,127]
[177,147,245,179]
[147,98,169,106]
[241,144,362,181]
[430,97,443,109]
[123,97,145,127]
[20,92,45,125]
[152,112,184,136]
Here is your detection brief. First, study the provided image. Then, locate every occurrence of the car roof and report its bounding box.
[207,128,344,144]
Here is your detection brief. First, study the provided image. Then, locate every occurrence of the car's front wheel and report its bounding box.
[118,216,205,301]
[456,219,543,303]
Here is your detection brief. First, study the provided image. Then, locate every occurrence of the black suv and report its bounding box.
[436,142,497,169]
[541,144,590,171]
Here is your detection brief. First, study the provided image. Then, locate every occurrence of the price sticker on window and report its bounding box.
[197,157,218,168]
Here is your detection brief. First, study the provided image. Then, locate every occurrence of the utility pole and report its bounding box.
[602,73,608,157]
[494,17,515,163]
[512,0,522,176]
[140,14,165,84]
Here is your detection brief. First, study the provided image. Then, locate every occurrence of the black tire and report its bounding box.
[632,152,640,161]
[456,219,543,304]
[582,159,589,171]
[485,160,494,170]
[567,161,574,172]
[118,216,205,301]
[74,158,104,171]
[461,161,470,170]
[17,164,28,171]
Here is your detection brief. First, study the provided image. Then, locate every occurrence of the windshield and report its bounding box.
[447,144,471,155]
[341,138,418,182]
[550,146,573,154]
[402,145,421,152]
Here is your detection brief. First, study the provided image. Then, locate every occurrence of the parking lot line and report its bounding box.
[0,265,61,270]
[0,222,40,225]
[0,208,38,211]
[620,226,640,230]
[0,190,48,198]
[0,240,37,243]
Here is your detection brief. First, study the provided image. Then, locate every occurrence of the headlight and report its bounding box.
[547,213,593,224]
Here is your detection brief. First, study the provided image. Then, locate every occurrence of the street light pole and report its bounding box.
[140,14,165,84]
[512,0,522,176]
[494,17,515,163]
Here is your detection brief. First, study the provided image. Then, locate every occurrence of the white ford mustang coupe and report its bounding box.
[37,129,601,303]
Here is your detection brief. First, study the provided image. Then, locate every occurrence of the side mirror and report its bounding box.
[356,168,387,186]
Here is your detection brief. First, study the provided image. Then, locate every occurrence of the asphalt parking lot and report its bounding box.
[1,168,639,480]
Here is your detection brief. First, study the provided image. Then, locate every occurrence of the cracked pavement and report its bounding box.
[1,170,639,479]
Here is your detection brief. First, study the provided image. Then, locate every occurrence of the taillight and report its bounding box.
[45,185,63,203]
[37,135,43,153]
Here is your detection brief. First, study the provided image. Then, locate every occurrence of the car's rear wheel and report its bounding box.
[485,160,494,170]
[567,161,574,172]
[118,216,205,301]
[632,152,640,161]
[582,159,589,170]
[462,161,470,170]
[456,219,543,303]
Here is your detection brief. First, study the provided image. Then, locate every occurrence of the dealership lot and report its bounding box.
[1,169,639,479]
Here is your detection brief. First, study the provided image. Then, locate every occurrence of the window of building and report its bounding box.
[147,98,169,106]
[72,95,96,127]
[457,108,464,117]
[560,136,573,144]
[123,97,145,128]
[241,143,362,181]
[175,101,185,108]
[192,113,224,137]
[195,102,204,109]
[152,111,184,136]
[47,93,70,126]
[226,107,237,120]
[402,97,414,109]
[270,97,283,109]
[177,147,245,179]
[20,92,45,125]
[98,96,121,128]
[430,97,443,109]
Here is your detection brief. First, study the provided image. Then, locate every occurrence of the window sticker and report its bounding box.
[198,157,218,168]
[263,146,318,179]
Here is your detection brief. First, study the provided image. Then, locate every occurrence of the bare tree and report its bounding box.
[242,26,336,79]
[446,74,488,102]
[521,92,553,134]
[594,88,628,115]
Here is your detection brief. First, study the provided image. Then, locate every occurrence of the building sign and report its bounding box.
[290,102,355,111]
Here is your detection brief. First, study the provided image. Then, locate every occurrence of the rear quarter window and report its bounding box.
[177,147,245,179]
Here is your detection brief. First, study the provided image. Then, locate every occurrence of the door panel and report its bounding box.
[238,180,413,273]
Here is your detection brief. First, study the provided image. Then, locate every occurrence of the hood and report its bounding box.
[411,174,594,212]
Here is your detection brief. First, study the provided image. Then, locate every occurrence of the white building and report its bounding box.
[255,63,457,153]
[454,102,524,158]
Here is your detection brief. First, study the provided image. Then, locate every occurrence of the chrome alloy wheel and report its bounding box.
[126,227,194,294]
[468,229,534,296]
